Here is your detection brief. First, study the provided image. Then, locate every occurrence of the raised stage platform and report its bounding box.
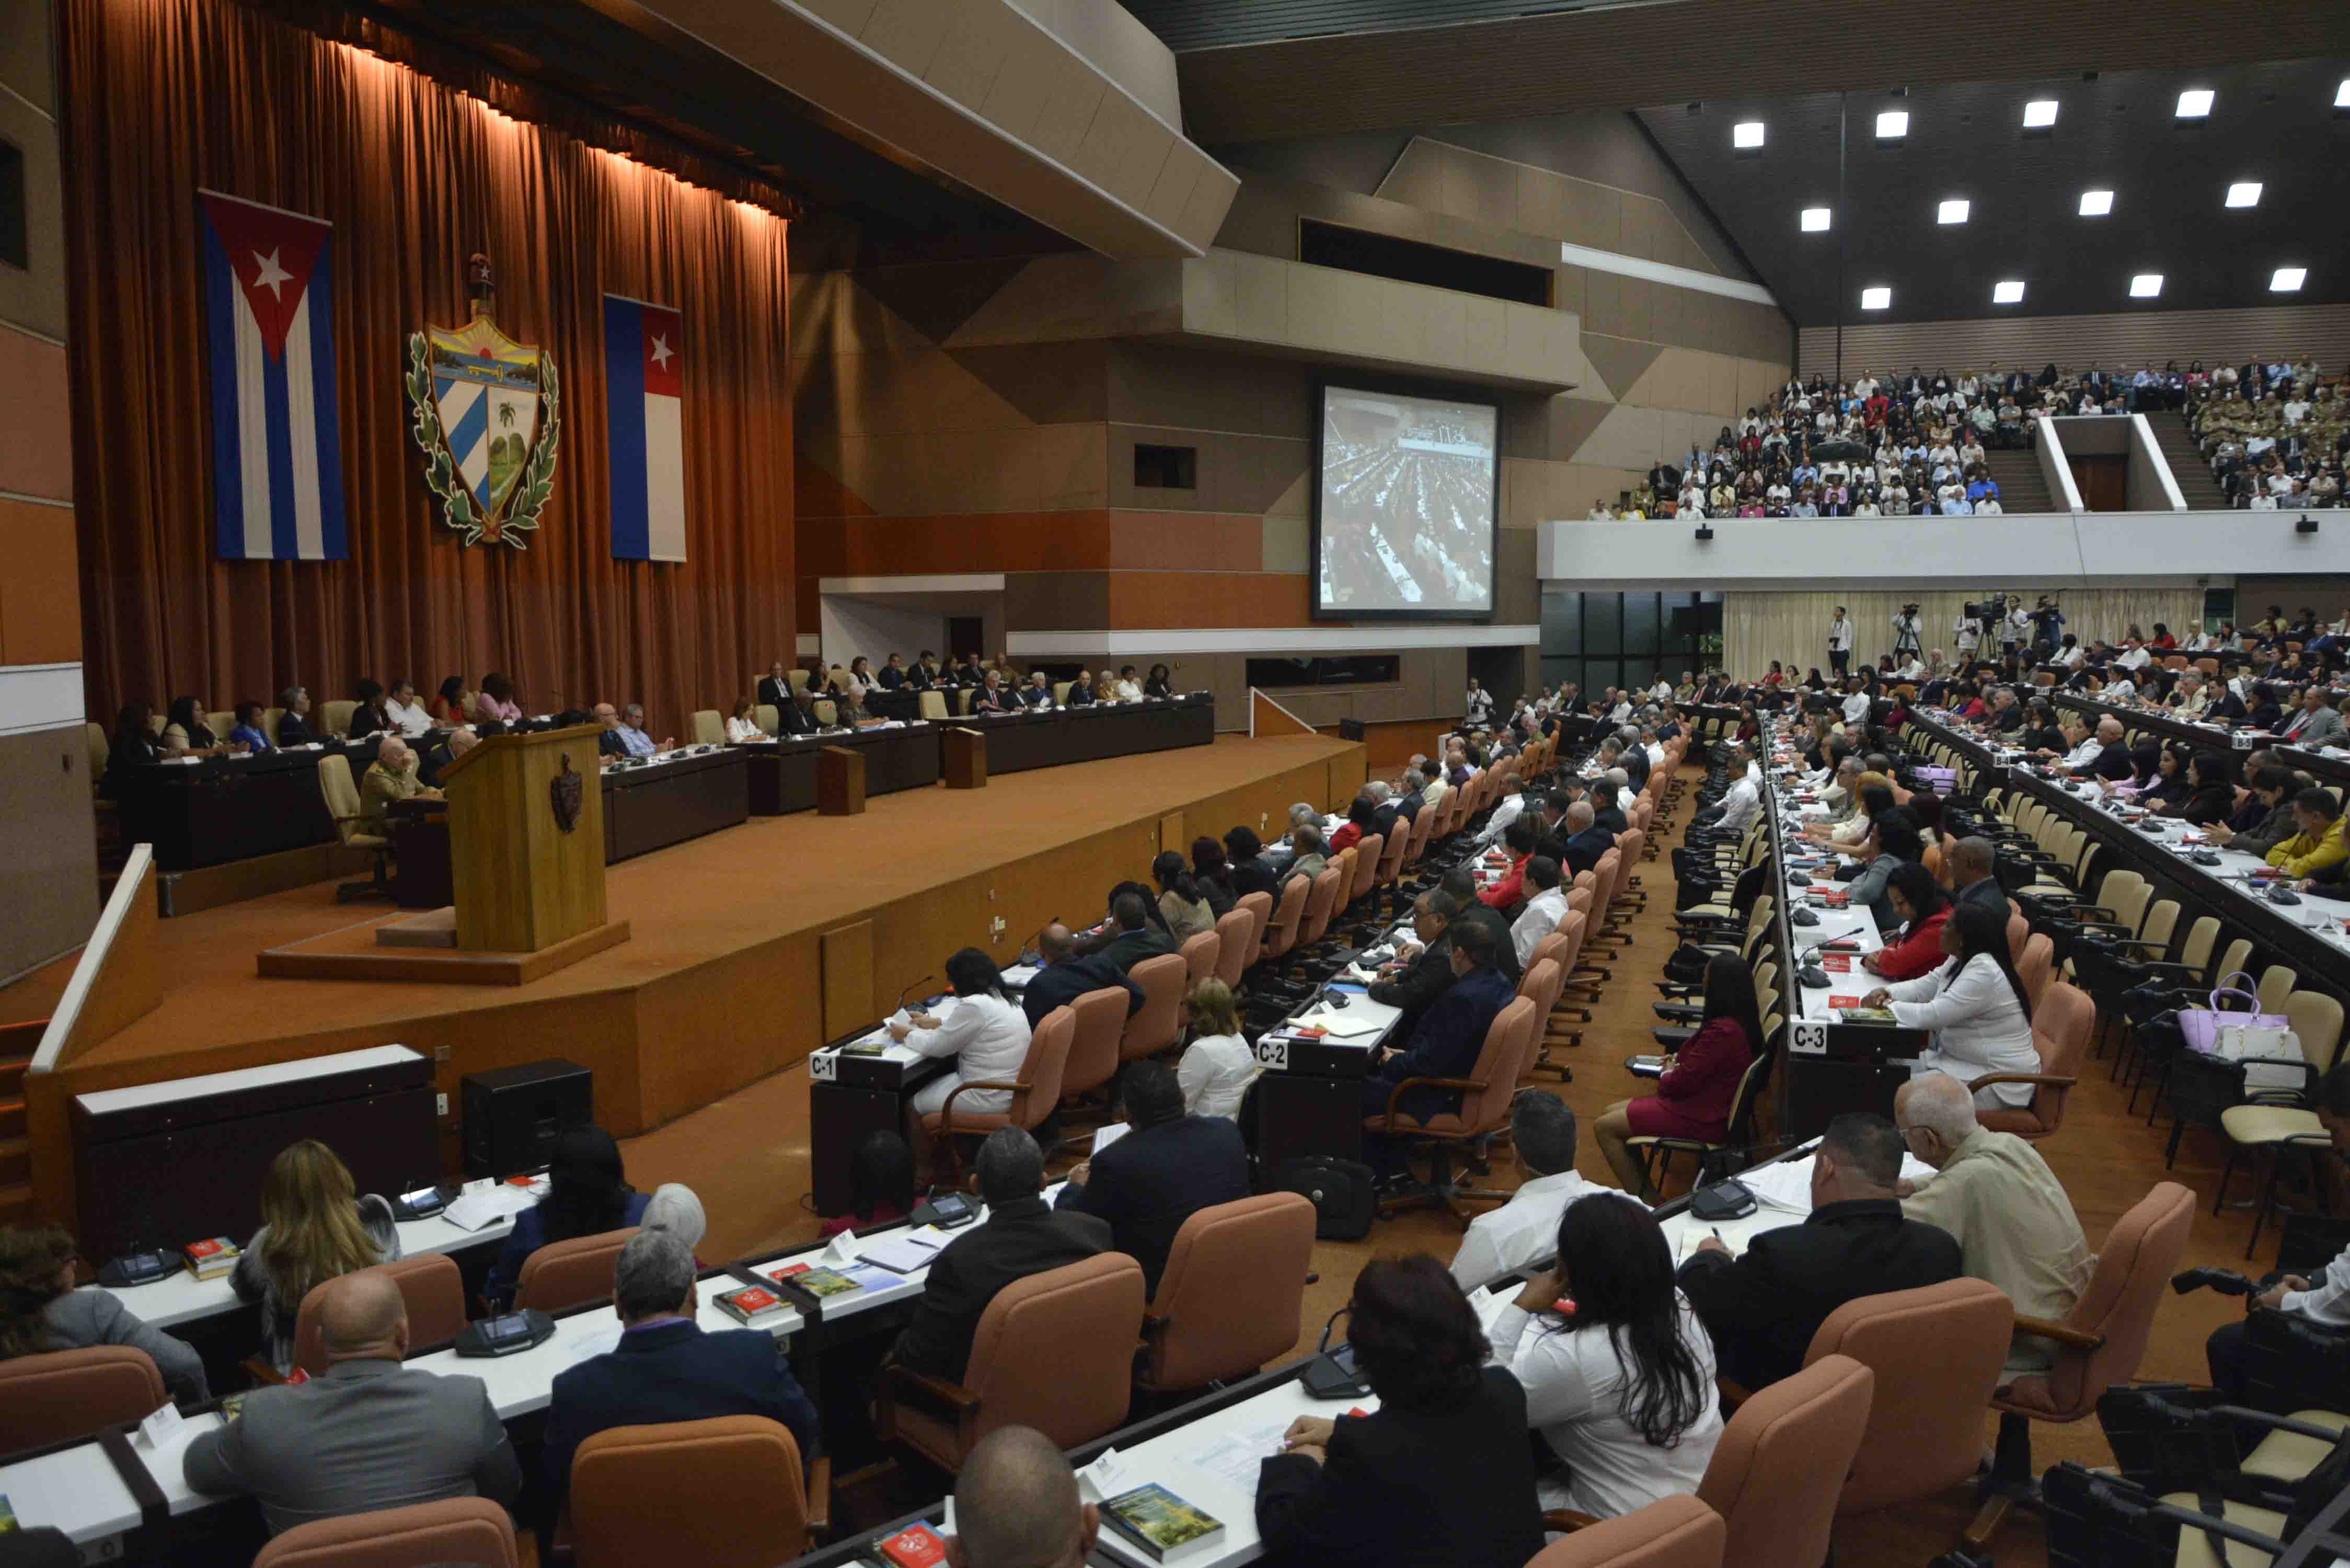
[24,732,1366,1231]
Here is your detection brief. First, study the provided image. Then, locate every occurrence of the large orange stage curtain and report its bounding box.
[59,0,794,735]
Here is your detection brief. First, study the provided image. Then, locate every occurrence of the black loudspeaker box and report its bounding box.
[462,1058,593,1178]
[1339,718,1366,741]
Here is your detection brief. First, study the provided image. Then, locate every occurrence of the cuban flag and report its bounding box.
[604,295,686,562]
[199,191,348,561]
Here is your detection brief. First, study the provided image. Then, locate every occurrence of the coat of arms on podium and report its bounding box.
[405,253,560,547]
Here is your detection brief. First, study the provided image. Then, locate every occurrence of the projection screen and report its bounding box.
[1312,382,1500,621]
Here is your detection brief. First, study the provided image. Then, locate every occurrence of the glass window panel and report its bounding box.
[1540,590,1582,655]
[1623,592,1662,655]
[1583,593,1621,655]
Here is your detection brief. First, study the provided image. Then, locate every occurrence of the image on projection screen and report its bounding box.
[1316,387,1499,616]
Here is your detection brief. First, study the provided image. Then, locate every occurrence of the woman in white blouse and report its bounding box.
[1487,1193,1724,1520]
[894,948,1033,1149]
[723,699,764,744]
[1176,979,1257,1121]
[1861,902,2040,1109]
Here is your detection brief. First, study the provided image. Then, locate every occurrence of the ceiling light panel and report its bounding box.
[2022,100,2058,128]
[1733,121,1765,149]
[2225,182,2262,207]
[2175,88,2214,118]
[2129,273,2163,298]
[1937,198,1970,224]
[1860,286,1891,310]
[1994,280,2025,304]
[2271,268,2307,292]
[1800,206,1831,232]
[1875,110,1909,139]
[2079,189,2114,216]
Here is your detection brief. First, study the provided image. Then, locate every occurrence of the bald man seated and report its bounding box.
[358,735,439,833]
[1017,922,1142,1030]
[184,1270,521,1535]
[946,1426,1098,1568]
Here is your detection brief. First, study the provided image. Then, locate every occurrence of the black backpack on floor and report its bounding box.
[1265,1155,1377,1240]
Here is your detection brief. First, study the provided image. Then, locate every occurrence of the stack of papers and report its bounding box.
[441,1184,539,1232]
[859,1233,947,1275]
[1285,1008,1385,1040]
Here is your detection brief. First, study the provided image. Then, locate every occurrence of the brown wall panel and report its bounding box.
[0,727,100,991]
[1004,570,1113,631]
[1107,510,1263,571]
[800,511,1120,575]
[1315,718,1460,772]
[1106,570,1313,629]
[0,327,73,502]
[1798,305,2350,380]
[0,498,82,666]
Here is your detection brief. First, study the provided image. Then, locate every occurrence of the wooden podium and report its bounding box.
[441,725,623,958]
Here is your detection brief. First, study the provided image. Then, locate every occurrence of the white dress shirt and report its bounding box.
[383,697,434,739]
[1827,618,1854,651]
[2280,1245,2350,1326]
[2059,736,2102,769]
[1841,691,1872,725]
[1114,679,1143,701]
[1883,954,2041,1108]
[1479,792,1529,847]
[1450,1170,1636,1289]
[1512,885,1570,967]
[903,993,1032,1116]
[1177,1033,1258,1121]
[1488,1294,1724,1520]
[1716,772,1761,835]
[2116,645,2151,671]
[724,716,764,743]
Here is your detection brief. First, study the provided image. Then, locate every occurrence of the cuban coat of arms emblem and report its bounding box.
[405,253,560,547]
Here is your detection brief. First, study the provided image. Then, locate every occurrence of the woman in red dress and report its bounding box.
[1594,953,1759,1200]
[1860,862,1952,983]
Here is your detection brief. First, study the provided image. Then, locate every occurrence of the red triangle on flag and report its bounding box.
[201,192,331,361]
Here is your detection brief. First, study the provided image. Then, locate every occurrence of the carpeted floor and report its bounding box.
[624,754,2284,1564]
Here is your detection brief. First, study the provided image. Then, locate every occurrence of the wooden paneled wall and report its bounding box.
[1799,305,2350,379]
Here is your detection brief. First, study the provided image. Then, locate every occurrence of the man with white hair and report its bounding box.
[1894,1075,2090,1373]
[358,734,437,832]
[596,701,673,759]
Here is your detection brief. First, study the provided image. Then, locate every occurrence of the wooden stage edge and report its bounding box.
[21,732,1366,1230]
[257,916,633,986]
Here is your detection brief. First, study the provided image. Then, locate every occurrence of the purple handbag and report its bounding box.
[2179,972,2287,1054]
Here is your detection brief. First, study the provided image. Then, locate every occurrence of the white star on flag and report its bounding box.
[251,248,293,299]
[649,335,674,370]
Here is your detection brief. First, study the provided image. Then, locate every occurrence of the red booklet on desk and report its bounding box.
[874,1524,947,1567]
[1819,953,1855,973]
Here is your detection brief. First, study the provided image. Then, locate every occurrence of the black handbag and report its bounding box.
[1265,1155,1377,1241]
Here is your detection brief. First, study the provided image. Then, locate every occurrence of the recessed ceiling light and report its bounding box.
[1860,286,1892,310]
[1800,206,1831,232]
[1875,110,1909,139]
[1733,121,1765,149]
[2272,267,2307,293]
[1994,280,2026,304]
[2175,88,2214,118]
[2022,99,2059,128]
[2226,181,2262,207]
[2079,189,2114,216]
[1937,198,1971,224]
[2337,78,2350,109]
[2129,273,2163,298]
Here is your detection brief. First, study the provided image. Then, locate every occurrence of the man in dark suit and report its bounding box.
[1367,891,1460,1034]
[1224,826,1280,901]
[1053,1063,1248,1295]
[1391,769,1427,829]
[1434,868,1520,985]
[1678,1113,1962,1390]
[1561,800,1614,879]
[877,653,908,690]
[1092,890,1176,974]
[891,1129,1110,1383]
[756,661,796,723]
[1588,780,1629,839]
[540,1231,817,1527]
[1360,919,1517,1179]
[185,1272,520,1536]
[1020,923,1142,1030]
[1951,837,2009,915]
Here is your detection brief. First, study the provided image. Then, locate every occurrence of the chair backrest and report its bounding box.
[86,721,109,782]
[293,1253,470,1374]
[1517,957,1564,1024]
[1995,979,2094,1137]
[1179,929,1220,988]
[2287,990,2346,1076]
[787,668,810,692]
[2136,900,2180,958]
[2256,965,2298,1016]
[255,1497,519,1568]
[2017,933,2056,1008]
[2013,1182,2195,1420]
[1236,889,1273,956]
[1144,1194,1317,1390]
[1402,802,1437,868]
[754,702,780,736]
[690,709,724,745]
[812,697,838,726]
[1347,833,1384,903]
[1056,994,1124,1099]
[2004,911,2029,964]
[1697,1353,1875,1568]
[1210,908,1254,989]
[1006,1005,1075,1127]
[1119,953,1189,1063]
[1525,1494,1725,1568]
[1803,1278,2015,1514]
[2215,938,2253,984]
[1296,866,1344,947]
[918,689,949,722]
[1454,997,1537,1133]
[1258,877,1308,961]
[570,1416,809,1568]
[2176,915,2220,978]
[1374,816,1411,886]
[315,754,371,845]
[964,1253,1145,1450]
[321,698,357,735]
[515,1226,640,1314]
[0,1345,165,1452]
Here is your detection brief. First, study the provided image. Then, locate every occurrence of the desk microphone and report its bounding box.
[896,974,938,1014]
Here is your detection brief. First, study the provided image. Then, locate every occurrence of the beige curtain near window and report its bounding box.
[1725,588,2202,681]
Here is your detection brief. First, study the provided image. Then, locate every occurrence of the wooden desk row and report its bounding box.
[2046,691,2350,791]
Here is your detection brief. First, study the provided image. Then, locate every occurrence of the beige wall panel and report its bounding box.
[1583,269,1620,338]
[1261,513,1309,572]
[0,727,98,989]
[860,0,955,76]
[802,0,882,33]
[813,348,1041,437]
[1027,53,1110,166]
[1420,287,1468,370]
[1007,0,1183,129]
[1617,275,1652,342]
[924,1,1022,111]
[947,254,1183,347]
[1559,179,1615,253]
[976,28,1059,142]
[1648,286,1685,355]
[1515,166,1568,241]
[1106,343,1312,435]
[1705,353,1740,419]
[1457,296,1506,372]
[1617,198,1655,262]
[1552,262,1586,322]
[823,423,1108,515]
[0,327,72,502]
[0,97,64,341]
[1180,249,1240,338]
[1444,145,1518,229]
[1144,149,1205,233]
[789,272,938,362]
[1573,402,1665,472]
[1736,358,1781,416]
[1233,253,1287,343]
[1795,304,2350,377]
[1069,86,1160,204]
[1377,145,1443,212]
[0,0,54,113]
[1174,165,1243,251]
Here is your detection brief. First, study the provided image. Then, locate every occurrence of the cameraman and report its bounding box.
[1891,603,1924,664]
[2206,1063,2350,1401]
[2030,595,2066,658]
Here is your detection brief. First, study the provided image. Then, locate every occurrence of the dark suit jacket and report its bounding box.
[1255,1366,1543,1568]
[1957,877,2009,915]
[1053,1116,1248,1295]
[756,675,794,718]
[1020,953,1142,1030]
[1563,825,1615,878]
[2208,692,2247,723]
[2087,743,2135,781]
[1366,934,1455,1030]
[1621,747,1652,791]
[877,666,906,689]
[890,1198,1111,1383]
[1230,855,1281,901]
[277,712,317,747]
[1370,965,1514,1122]
[1098,926,1178,974]
[542,1320,818,1519]
[1447,905,1520,985]
[1678,1197,1961,1389]
[1013,684,1051,709]
[1592,805,1629,838]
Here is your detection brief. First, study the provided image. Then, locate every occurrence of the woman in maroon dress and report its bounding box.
[1594,953,1760,1200]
